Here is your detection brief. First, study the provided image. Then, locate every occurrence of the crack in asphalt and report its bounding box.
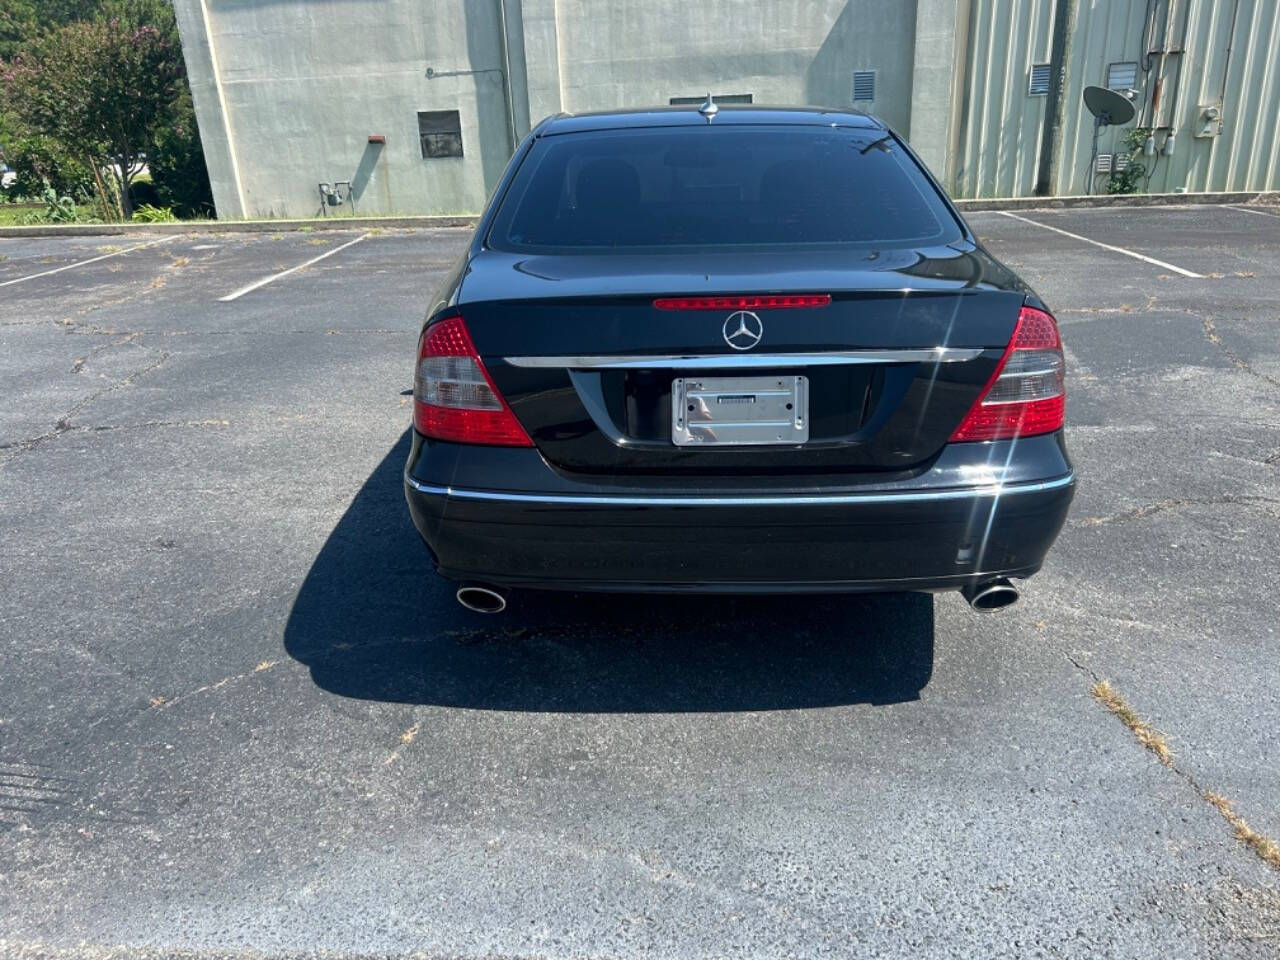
[146,659,279,714]
[0,418,229,455]
[1047,294,1279,395]
[1066,657,1280,878]
[1202,317,1280,389]
[0,339,170,467]
[1075,495,1280,527]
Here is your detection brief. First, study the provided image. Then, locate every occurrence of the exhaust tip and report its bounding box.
[456,584,508,614]
[962,578,1020,612]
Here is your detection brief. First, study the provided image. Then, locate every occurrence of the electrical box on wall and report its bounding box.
[1194,103,1223,138]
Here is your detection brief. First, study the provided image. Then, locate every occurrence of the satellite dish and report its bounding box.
[1082,86,1137,196]
[1083,85,1136,126]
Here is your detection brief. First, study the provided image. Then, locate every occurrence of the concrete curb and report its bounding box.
[953,190,1279,212]
[0,191,1275,238]
[0,214,479,239]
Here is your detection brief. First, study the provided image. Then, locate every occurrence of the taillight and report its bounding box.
[413,315,533,446]
[950,306,1065,442]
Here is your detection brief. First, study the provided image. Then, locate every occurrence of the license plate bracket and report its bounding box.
[671,375,808,446]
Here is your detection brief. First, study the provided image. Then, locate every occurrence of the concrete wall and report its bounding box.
[177,0,514,219]
[174,0,931,219]
[173,0,1279,217]
[546,1,917,132]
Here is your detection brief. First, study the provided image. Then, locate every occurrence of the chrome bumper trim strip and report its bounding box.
[406,472,1075,507]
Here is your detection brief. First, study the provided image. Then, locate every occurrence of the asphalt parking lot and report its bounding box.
[2,204,1279,958]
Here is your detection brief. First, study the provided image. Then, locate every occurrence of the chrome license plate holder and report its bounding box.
[671,375,808,446]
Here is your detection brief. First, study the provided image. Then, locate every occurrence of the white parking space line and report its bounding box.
[0,235,179,288]
[1228,205,1280,220]
[997,211,1204,278]
[218,233,369,302]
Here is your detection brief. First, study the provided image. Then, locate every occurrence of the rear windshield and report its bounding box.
[487,125,961,253]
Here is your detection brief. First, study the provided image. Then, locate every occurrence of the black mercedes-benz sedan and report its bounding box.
[405,104,1074,613]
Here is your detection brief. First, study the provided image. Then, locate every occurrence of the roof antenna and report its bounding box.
[698,92,718,122]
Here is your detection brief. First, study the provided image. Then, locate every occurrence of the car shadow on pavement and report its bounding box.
[283,430,936,711]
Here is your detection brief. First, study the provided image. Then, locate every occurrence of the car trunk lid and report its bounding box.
[457,247,1024,476]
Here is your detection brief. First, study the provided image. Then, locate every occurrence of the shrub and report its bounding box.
[1107,128,1150,195]
[130,202,174,222]
[0,133,94,199]
[149,91,213,218]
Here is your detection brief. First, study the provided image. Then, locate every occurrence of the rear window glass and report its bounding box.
[487,125,960,252]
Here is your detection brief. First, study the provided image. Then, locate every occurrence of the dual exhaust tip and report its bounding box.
[456,584,508,614]
[456,579,1020,614]
[960,577,1020,612]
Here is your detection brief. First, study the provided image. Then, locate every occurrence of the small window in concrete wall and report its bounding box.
[1028,64,1051,96]
[669,94,753,105]
[852,71,876,102]
[1106,62,1138,91]
[418,111,463,159]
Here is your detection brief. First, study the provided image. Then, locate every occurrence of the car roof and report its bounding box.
[538,105,885,137]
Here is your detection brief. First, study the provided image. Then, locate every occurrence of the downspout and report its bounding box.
[496,0,519,153]
[1034,0,1078,196]
[944,0,973,192]
[1218,0,1242,102]
[1167,0,1198,133]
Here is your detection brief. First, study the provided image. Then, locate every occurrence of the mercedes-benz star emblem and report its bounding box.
[722,310,764,351]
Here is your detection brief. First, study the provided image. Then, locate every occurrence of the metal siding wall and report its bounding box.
[1057,0,1148,196]
[956,0,1280,197]
[954,0,1053,198]
[1211,0,1280,191]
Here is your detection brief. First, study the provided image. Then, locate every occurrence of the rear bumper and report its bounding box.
[404,434,1075,593]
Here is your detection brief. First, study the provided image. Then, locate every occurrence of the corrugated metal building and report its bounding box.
[174,0,1280,219]
[958,0,1280,198]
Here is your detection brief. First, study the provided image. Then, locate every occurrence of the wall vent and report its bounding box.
[670,94,753,105]
[1028,64,1051,96]
[1107,61,1138,91]
[418,110,463,159]
[1095,153,1113,174]
[852,70,876,102]
[1113,153,1130,172]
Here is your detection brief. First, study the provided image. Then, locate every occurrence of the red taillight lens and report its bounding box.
[413,316,533,446]
[950,306,1066,442]
[653,294,831,310]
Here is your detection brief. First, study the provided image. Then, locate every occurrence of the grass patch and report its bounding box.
[1091,680,1173,766]
[1206,793,1280,870]
[0,203,94,226]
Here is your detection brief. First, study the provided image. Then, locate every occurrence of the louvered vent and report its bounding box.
[1107,61,1138,91]
[1114,153,1130,172]
[852,70,876,102]
[1095,153,1113,174]
[1029,64,1051,96]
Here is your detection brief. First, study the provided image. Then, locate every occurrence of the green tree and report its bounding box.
[40,0,108,22]
[2,132,94,197]
[0,0,38,60]
[1,5,182,216]
[149,88,214,217]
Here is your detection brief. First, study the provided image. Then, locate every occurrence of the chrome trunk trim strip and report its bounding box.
[501,348,984,370]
